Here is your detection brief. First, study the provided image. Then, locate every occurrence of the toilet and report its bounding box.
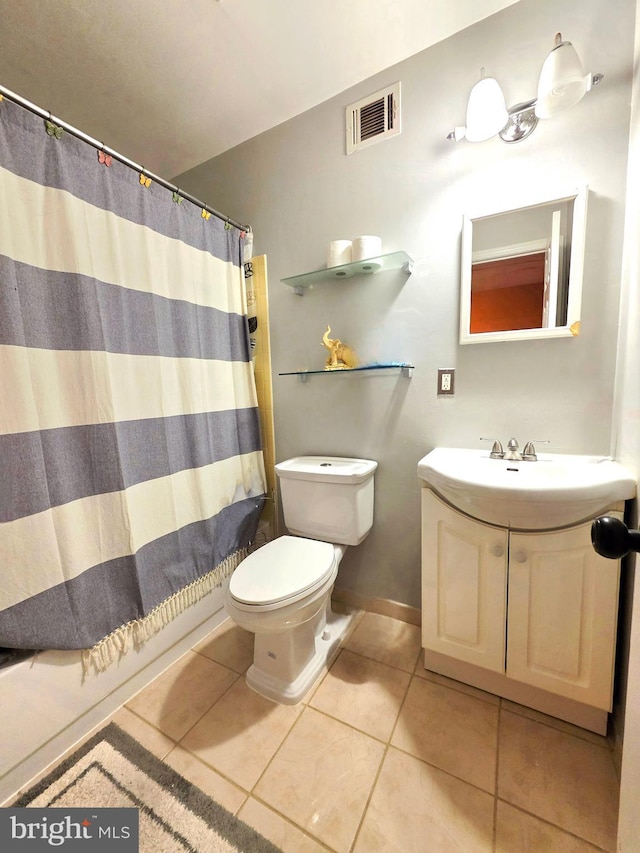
[225,455,377,704]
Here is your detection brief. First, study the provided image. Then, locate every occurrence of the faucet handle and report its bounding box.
[522,440,549,461]
[480,437,504,459]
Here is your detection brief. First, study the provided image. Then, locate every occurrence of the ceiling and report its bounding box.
[0,0,518,179]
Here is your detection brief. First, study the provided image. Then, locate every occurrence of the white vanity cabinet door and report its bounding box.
[421,490,508,672]
[506,521,621,710]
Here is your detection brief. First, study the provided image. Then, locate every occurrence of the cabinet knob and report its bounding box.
[490,544,504,557]
[513,551,528,563]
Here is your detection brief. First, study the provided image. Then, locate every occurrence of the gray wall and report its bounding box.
[177,0,635,609]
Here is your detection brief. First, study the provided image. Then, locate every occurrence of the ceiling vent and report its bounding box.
[346,82,401,154]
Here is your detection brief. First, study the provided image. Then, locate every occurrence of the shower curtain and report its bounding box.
[0,97,266,669]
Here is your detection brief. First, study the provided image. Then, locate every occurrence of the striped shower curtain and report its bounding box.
[0,98,266,669]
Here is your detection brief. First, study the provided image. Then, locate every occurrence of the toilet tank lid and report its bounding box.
[275,456,377,484]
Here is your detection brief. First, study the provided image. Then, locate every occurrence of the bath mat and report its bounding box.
[13,723,282,852]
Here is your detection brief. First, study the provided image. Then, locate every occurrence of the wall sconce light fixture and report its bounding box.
[448,33,603,144]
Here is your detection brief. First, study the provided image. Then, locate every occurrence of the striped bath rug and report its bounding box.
[12,723,281,852]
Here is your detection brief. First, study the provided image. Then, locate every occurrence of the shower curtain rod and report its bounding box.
[0,84,251,233]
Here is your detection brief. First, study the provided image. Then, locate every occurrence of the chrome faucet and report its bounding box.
[522,440,550,461]
[505,438,522,461]
[480,438,504,459]
[481,437,550,461]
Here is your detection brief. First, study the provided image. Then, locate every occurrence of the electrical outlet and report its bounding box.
[437,368,455,395]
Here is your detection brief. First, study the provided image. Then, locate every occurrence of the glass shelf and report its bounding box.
[282,251,414,295]
[279,362,414,382]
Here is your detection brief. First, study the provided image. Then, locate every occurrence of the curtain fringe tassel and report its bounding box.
[81,549,248,676]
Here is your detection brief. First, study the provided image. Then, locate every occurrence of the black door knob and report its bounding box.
[591,516,640,559]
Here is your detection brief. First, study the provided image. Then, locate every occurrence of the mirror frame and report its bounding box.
[459,186,588,344]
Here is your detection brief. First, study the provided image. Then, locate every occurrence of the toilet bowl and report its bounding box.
[225,536,348,703]
[225,455,377,704]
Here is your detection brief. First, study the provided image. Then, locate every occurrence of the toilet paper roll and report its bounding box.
[327,240,352,268]
[352,235,382,261]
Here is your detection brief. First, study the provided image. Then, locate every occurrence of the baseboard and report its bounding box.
[610,710,625,779]
[332,587,421,627]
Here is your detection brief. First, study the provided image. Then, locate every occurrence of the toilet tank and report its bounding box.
[275,456,377,546]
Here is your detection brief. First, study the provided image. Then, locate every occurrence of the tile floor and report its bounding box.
[104,610,619,852]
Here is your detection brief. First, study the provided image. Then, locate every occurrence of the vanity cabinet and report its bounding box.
[421,491,507,673]
[421,489,622,732]
[506,525,620,707]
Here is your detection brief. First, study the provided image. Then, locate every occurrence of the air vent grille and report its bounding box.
[360,96,387,140]
[346,82,401,154]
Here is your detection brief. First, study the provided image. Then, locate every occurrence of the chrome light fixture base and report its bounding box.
[499,100,538,143]
[447,33,604,144]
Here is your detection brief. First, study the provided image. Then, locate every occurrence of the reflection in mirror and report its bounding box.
[460,187,587,344]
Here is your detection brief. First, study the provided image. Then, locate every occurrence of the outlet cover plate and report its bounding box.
[437,368,455,396]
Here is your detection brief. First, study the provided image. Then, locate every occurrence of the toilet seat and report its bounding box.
[229,536,336,607]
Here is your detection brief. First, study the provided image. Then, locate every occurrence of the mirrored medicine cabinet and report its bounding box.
[459,186,588,344]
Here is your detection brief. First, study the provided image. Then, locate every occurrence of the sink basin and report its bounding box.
[417,448,636,530]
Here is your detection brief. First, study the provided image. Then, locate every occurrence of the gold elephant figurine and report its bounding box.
[322,325,359,370]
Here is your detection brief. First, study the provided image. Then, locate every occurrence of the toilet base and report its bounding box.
[245,608,353,704]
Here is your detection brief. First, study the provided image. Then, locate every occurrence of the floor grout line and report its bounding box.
[495,799,613,852]
[504,705,611,752]
[348,740,389,853]
[492,699,503,852]
[339,645,421,675]
[346,665,421,850]
[246,791,339,853]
